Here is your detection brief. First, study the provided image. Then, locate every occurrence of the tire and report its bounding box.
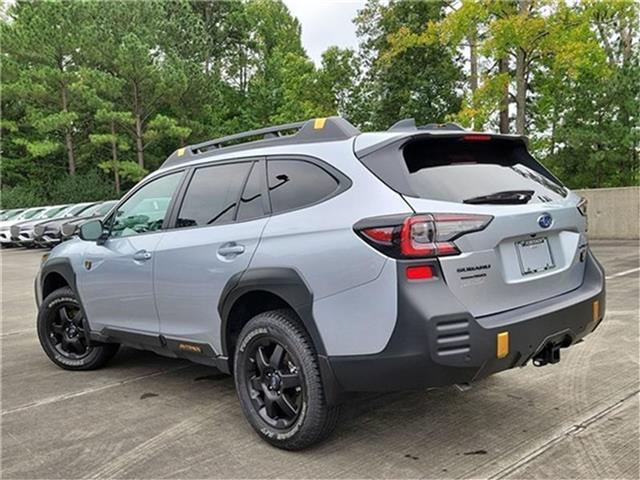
[37,286,119,370]
[234,309,340,450]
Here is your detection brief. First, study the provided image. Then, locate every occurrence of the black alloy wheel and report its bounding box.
[45,300,90,359]
[234,309,340,450]
[37,286,119,370]
[245,337,303,429]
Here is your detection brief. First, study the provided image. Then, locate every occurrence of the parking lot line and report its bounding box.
[606,267,640,280]
[486,389,640,479]
[1,365,191,416]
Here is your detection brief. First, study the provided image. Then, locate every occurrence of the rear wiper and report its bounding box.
[463,190,534,205]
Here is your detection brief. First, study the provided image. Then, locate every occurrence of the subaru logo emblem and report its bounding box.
[538,213,553,229]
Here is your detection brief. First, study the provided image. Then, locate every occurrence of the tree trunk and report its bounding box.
[499,57,509,134]
[133,83,145,168]
[515,47,526,135]
[110,120,120,195]
[134,113,144,168]
[60,84,76,175]
[515,0,530,135]
[469,30,479,130]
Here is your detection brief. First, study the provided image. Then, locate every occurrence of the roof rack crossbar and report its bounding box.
[190,121,306,154]
[161,117,361,169]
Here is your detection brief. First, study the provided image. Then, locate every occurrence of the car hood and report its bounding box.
[14,218,48,230]
[37,214,91,229]
[0,218,29,229]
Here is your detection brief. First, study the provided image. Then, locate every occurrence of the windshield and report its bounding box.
[95,201,118,216]
[0,209,24,221]
[42,206,69,219]
[23,208,46,220]
[65,203,94,217]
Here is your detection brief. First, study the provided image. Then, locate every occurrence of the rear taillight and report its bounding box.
[356,213,492,259]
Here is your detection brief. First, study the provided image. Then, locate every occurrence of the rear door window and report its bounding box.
[236,162,266,222]
[176,162,252,228]
[267,159,339,213]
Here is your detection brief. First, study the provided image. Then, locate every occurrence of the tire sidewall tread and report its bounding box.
[234,309,339,450]
[37,286,118,371]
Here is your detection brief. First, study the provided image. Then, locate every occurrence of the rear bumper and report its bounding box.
[327,249,605,393]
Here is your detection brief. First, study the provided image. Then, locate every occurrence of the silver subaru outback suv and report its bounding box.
[35,117,605,450]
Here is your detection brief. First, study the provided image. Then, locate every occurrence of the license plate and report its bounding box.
[516,237,555,275]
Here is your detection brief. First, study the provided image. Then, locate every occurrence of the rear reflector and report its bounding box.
[406,265,434,280]
[497,332,509,359]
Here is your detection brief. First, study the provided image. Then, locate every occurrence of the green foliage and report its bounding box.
[1,171,117,209]
[351,0,463,130]
[0,0,637,208]
[98,160,147,184]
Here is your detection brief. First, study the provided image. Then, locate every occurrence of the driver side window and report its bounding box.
[108,171,183,238]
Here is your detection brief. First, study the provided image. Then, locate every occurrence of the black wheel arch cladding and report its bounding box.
[218,267,326,357]
[40,257,77,299]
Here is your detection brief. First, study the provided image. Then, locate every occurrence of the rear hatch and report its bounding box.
[357,133,588,317]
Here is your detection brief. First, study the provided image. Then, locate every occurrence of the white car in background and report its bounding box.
[0,207,49,245]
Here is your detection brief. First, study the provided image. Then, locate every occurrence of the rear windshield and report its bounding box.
[362,136,567,204]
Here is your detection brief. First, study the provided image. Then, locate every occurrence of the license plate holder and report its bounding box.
[516,237,555,275]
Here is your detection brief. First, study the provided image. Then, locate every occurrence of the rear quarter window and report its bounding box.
[267,159,340,213]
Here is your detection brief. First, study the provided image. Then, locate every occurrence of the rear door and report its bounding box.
[360,134,588,316]
[154,159,269,354]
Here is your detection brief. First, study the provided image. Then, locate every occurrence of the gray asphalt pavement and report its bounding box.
[1,241,638,479]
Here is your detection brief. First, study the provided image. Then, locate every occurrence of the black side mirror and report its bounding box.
[78,219,105,242]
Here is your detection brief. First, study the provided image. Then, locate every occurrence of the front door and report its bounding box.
[77,171,184,335]
[154,160,269,354]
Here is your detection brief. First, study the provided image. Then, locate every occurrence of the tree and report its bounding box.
[2,0,92,175]
[353,0,463,130]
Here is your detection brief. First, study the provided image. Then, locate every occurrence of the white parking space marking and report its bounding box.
[605,267,640,280]
[0,329,34,338]
[1,366,190,416]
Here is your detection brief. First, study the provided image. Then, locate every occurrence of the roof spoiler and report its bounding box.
[162,117,360,169]
[388,118,466,132]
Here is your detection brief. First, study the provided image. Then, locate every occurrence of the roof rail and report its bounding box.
[162,116,360,169]
[388,118,466,132]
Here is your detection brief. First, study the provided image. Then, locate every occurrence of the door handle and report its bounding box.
[132,250,152,261]
[218,244,245,256]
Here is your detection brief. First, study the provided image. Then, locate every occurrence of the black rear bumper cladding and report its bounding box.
[327,249,605,393]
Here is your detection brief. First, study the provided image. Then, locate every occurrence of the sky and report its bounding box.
[282,0,366,66]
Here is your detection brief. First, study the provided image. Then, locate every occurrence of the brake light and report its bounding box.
[356,213,492,259]
[463,134,492,141]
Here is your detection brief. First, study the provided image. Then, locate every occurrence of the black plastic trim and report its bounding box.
[218,267,324,354]
[91,328,228,371]
[327,250,606,392]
